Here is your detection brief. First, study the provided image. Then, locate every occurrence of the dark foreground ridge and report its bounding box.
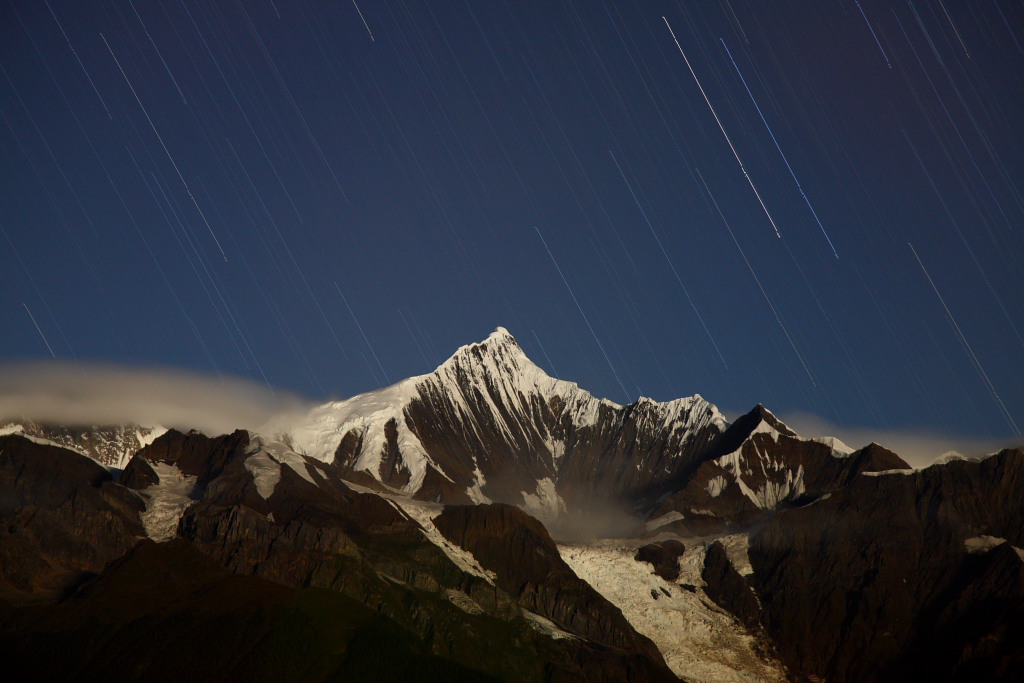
[0,538,498,683]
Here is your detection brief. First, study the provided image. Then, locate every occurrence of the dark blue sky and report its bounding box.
[2,1,1022,440]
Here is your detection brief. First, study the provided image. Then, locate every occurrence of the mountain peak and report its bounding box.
[473,326,519,352]
[436,326,531,377]
[750,404,797,437]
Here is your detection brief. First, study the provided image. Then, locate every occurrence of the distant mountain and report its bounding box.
[1,328,1021,682]
[0,420,165,469]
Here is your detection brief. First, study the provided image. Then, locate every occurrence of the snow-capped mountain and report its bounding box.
[280,328,906,534]
[283,327,728,522]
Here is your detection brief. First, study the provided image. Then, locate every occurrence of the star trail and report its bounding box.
[1,1,1022,442]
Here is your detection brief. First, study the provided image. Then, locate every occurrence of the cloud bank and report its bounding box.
[0,361,312,436]
[780,411,1022,469]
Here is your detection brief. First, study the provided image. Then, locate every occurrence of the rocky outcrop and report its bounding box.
[701,541,761,632]
[883,541,1024,681]
[749,448,1024,682]
[123,428,250,490]
[0,435,144,599]
[634,540,686,582]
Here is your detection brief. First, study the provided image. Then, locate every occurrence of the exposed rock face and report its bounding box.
[0,421,165,469]
[882,541,1024,682]
[749,448,1024,682]
[0,435,144,599]
[635,540,686,582]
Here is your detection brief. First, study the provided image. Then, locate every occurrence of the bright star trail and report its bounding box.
[1,1,1022,443]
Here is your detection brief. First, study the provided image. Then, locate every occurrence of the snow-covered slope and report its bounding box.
[285,375,439,487]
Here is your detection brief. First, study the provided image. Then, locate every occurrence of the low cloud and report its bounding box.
[0,361,312,436]
[780,411,1021,469]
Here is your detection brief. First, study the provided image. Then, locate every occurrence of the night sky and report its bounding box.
[2,1,1022,442]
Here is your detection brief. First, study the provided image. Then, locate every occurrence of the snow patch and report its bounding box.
[964,535,1007,554]
[287,377,441,496]
[718,534,753,577]
[804,492,832,506]
[932,451,978,465]
[241,435,323,499]
[466,464,491,505]
[11,432,71,450]
[748,419,783,440]
[250,435,317,483]
[445,589,485,615]
[719,446,806,508]
[0,425,82,453]
[244,449,281,499]
[862,468,916,477]
[522,610,578,640]
[739,464,805,509]
[706,476,727,498]
[644,511,684,533]
[811,435,853,456]
[135,425,167,450]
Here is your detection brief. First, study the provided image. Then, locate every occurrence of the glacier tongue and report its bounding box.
[139,462,198,542]
[559,537,785,683]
